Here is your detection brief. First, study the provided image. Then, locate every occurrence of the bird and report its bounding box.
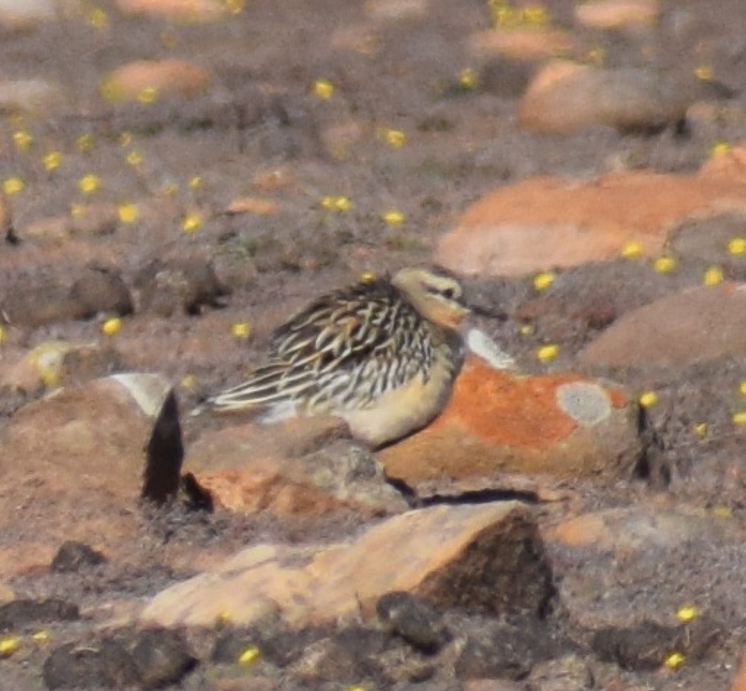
[208,266,469,447]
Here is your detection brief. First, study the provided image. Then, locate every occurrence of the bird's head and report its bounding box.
[392,266,470,330]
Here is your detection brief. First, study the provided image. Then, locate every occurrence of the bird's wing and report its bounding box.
[210,281,415,412]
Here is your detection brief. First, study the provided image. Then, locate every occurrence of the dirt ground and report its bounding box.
[4,0,746,689]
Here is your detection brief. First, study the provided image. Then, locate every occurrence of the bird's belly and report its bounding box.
[341,366,454,448]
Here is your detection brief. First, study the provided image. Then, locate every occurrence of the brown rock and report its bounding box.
[0,78,63,113]
[101,59,211,103]
[468,28,574,61]
[116,0,226,20]
[70,265,134,319]
[579,283,746,368]
[731,651,746,691]
[545,506,744,552]
[185,416,406,516]
[518,61,701,134]
[141,501,554,627]
[134,256,226,317]
[0,0,56,32]
[436,169,746,276]
[379,357,638,488]
[365,0,428,21]
[574,0,660,29]
[0,374,177,577]
[2,340,124,393]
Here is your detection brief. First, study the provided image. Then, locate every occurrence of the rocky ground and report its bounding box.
[4,0,746,689]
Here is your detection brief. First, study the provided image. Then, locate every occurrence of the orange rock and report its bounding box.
[731,651,746,691]
[379,357,637,484]
[142,501,554,627]
[0,374,175,577]
[436,169,746,276]
[225,197,278,216]
[574,0,660,29]
[185,416,407,516]
[101,59,211,103]
[116,0,225,20]
[701,142,746,185]
[468,28,574,60]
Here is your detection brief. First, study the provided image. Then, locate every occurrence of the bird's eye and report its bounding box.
[442,288,456,300]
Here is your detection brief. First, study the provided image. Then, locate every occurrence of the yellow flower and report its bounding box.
[231,321,251,339]
[126,150,143,166]
[43,151,63,171]
[536,343,558,362]
[712,505,732,518]
[518,324,534,336]
[702,265,723,286]
[237,645,260,665]
[382,209,405,225]
[676,605,699,622]
[0,325,4,343]
[2,176,25,195]
[587,45,605,65]
[359,270,377,283]
[189,175,202,189]
[691,422,707,437]
[728,237,746,255]
[522,4,549,25]
[78,174,101,194]
[224,0,245,13]
[31,630,49,642]
[76,133,94,151]
[638,390,658,408]
[695,65,712,81]
[137,86,159,104]
[101,317,122,336]
[532,271,554,291]
[621,240,642,258]
[320,195,351,211]
[664,652,685,669]
[117,203,138,224]
[710,140,730,158]
[380,128,406,148]
[180,374,197,389]
[181,213,202,233]
[0,636,19,656]
[13,130,33,151]
[87,6,108,29]
[653,256,676,273]
[458,68,477,90]
[732,410,746,425]
[312,79,335,100]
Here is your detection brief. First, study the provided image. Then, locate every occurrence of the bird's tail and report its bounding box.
[208,364,305,413]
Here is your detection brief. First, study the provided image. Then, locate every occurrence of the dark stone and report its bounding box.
[0,598,79,631]
[455,617,552,681]
[134,257,227,317]
[212,624,324,667]
[43,639,139,690]
[376,591,449,654]
[69,265,134,319]
[591,621,679,671]
[142,389,184,504]
[591,617,722,671]
[131,628,197,689]
[0,283,82,327]
[418,507,556,618]
[51,541,107,573]
[480,57,534,98]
